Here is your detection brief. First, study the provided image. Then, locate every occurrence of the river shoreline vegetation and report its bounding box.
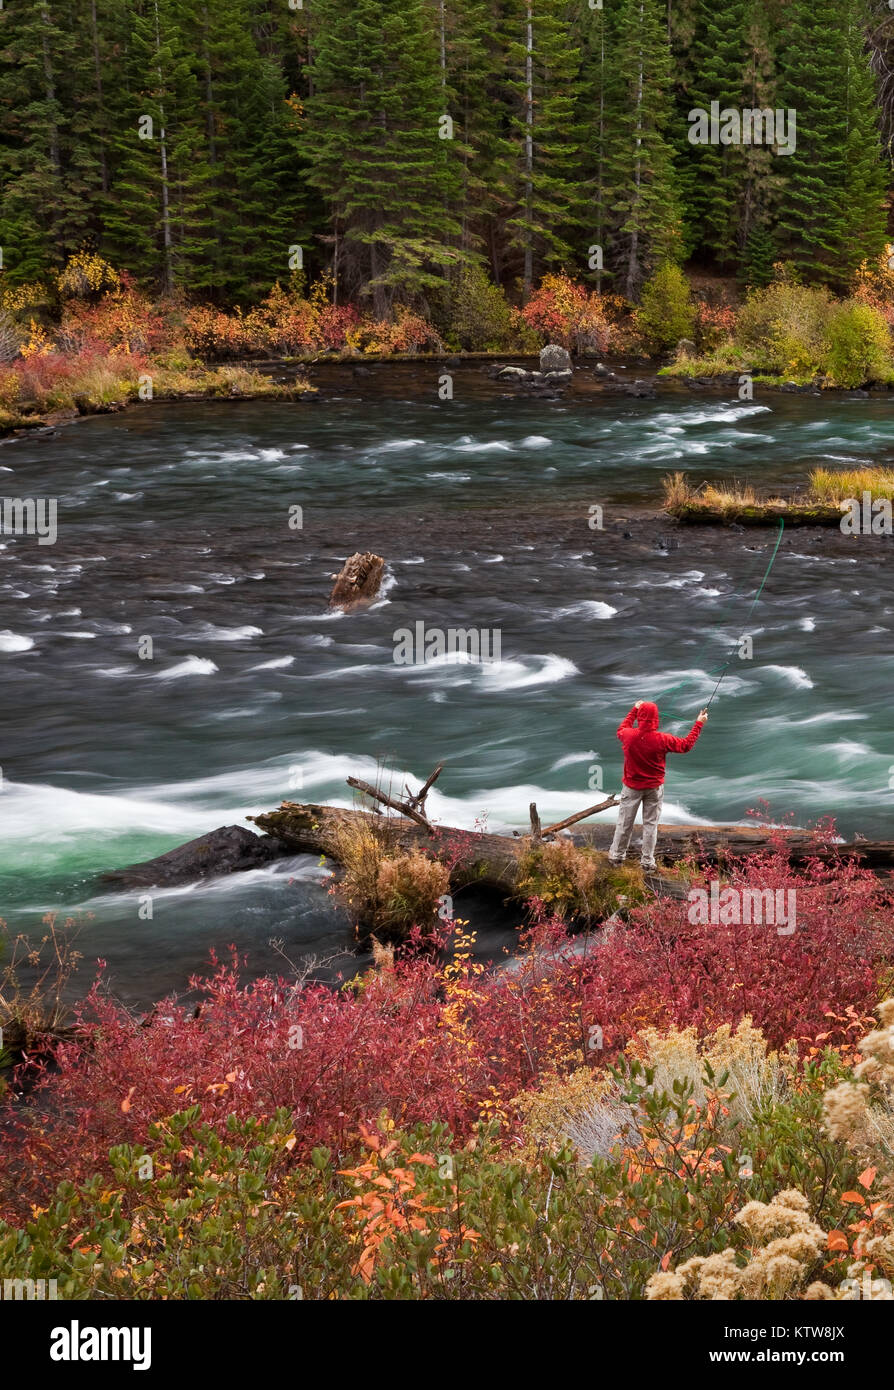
[2,833,894,1300]
[4,0,894,1319]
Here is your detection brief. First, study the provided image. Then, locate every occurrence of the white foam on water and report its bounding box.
[380,438,425,451]
[154,656,219,680]
[453,439,512,453]
[551,750,599,771]
[759,664,814,690]
[0,780,224,845]
[521,435,552,448]
[824,740,873,759]
[0,631,35,652]
[650,404,772,428]
[249,656,295,670]
[800,616,816,631]
[193,624,263,642]
[552,600,617,620]
[426,472,471,481]
[477,653,579,691]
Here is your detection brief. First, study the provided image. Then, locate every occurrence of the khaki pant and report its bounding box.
[609,784,663,870]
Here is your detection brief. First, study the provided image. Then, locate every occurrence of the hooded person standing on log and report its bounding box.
[608,700,708,873]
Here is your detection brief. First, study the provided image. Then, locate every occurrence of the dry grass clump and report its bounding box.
[662,472,790,517]
[517,1017,786,1164]
[0,913,83,1052]
[328,813,448,939]
[516,838,643,925]
[373,852,449,936]
[824,997,894,1169]
[629,1017,793,1126]
[646,1190,827,1300]
[809,466,894,505]
[516,1068,634,1162]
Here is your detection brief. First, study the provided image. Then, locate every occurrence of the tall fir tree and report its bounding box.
[775,0,880,286]
[603,0,682,299]
[306,0,463,315]
[501,0,582,297]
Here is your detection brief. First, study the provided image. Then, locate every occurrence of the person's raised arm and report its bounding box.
[662,707,708,754]
[617,699,642,738]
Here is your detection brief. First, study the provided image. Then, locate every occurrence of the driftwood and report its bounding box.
[346,763,442,833]
[328,551,385,609]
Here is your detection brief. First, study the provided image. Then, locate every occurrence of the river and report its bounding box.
[1,362,892,1002]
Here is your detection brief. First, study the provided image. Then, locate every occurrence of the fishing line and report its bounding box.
[654,517,785,717]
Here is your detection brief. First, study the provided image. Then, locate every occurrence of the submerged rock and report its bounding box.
[101,825,286,890]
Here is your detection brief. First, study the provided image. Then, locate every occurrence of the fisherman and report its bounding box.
[608,700,708,874]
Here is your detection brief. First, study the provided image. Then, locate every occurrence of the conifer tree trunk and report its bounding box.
[523,2,533,299]
[89,0,109,193]
[39,0,61,177]
[153,0,174,297]
[626,1,645,300]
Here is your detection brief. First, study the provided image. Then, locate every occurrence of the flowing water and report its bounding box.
[1,364,893,1002]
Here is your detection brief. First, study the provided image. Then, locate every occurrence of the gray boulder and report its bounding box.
[539,343,572,373]
[101,825,286,890]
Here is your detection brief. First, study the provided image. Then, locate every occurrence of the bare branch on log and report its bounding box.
[405,763,443,814]
[541,795,620,838]
[346,776,434,832]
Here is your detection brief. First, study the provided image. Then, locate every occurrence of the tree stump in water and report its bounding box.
[328,552,385,609]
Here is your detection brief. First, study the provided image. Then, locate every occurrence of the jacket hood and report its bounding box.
[636,701,659,731]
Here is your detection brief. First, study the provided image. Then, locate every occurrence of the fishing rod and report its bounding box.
[656,516,785,716]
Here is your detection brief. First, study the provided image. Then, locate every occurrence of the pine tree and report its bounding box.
[682,0,749,267]
[306,0,463,316]
[603,0,682,300]
[102,0,212,294]
[501,0,583,298]
[840,0,888,279]
[0,0,101,281]
[776,0,851,285]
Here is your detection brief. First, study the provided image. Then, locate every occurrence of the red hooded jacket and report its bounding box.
[617,701,703,790]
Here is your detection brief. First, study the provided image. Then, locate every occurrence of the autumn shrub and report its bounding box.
[693,298,737,352]
[182,304,260,358]
[446,265,517,350]
[345,306,443,356]
[821,300,893,387]
[56,250,120,300]
[635,263,696,352]
[0,842,888,1227]
[520,272,612,353]
[824,998,894,1175]
[0,1024,883,1298]
[58,281,165,356]
[735,281,834,376]
[516,839,643,924]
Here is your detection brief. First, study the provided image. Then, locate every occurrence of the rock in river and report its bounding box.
[100,825,286,890]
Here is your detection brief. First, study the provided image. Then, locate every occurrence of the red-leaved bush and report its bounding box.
[1,846,890,1218]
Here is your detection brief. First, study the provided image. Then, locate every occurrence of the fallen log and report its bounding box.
[247,802,894,893]
[669,503,842,527]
